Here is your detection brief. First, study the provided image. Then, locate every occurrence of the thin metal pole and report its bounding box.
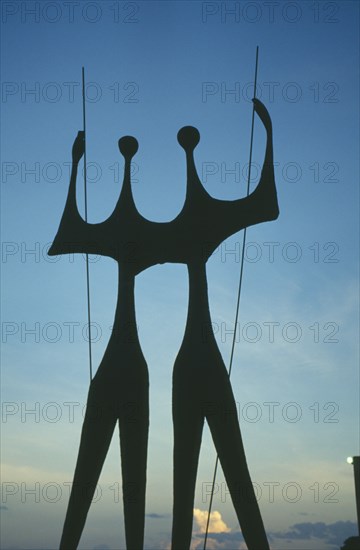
[82,67,93,382]
[203,46,259,550]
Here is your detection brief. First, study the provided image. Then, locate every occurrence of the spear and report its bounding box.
[82,67,93,382]
[203,46,259,550]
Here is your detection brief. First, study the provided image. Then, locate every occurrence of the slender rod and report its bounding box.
[82,67,93,382]
[203,46,259,550]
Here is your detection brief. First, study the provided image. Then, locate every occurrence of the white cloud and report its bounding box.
[193,508,231,534]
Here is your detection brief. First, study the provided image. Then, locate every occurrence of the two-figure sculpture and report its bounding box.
[49,98,279,549]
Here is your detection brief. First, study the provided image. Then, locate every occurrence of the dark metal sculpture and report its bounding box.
[171,103,277,550]
[49,97,278,549]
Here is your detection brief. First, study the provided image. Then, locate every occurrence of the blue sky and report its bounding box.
[1,1,359,549]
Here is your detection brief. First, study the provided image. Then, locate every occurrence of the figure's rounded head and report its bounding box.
[177,126,200,152]
[118,136,138,160]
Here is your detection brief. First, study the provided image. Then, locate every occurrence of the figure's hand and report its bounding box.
[252,98,272,131]
[72,131,85,163]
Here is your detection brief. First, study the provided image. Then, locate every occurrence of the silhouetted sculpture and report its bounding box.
[49,135,151,550]
[49,98,278,550]
[170,99,278,550]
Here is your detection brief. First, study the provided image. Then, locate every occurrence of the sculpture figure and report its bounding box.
[171,100,278,550]
[49,98,278,550]
[49,136,152,550]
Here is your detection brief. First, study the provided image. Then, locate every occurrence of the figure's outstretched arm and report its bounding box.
[209,99,279,243]
[61,131,86,219]
[48,131,108,258]
[246,98,278,221]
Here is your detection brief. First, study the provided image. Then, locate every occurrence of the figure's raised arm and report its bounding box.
[48,132,107,258]
[208,99,279,245]
[65,130,85,208]
[72,130,85,165]
[245,98,278,222]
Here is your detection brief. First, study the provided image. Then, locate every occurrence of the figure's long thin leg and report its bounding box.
[206,372,269,550]
[171,379,204,550]
[60,384,117,549]
[118,393,149,550]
